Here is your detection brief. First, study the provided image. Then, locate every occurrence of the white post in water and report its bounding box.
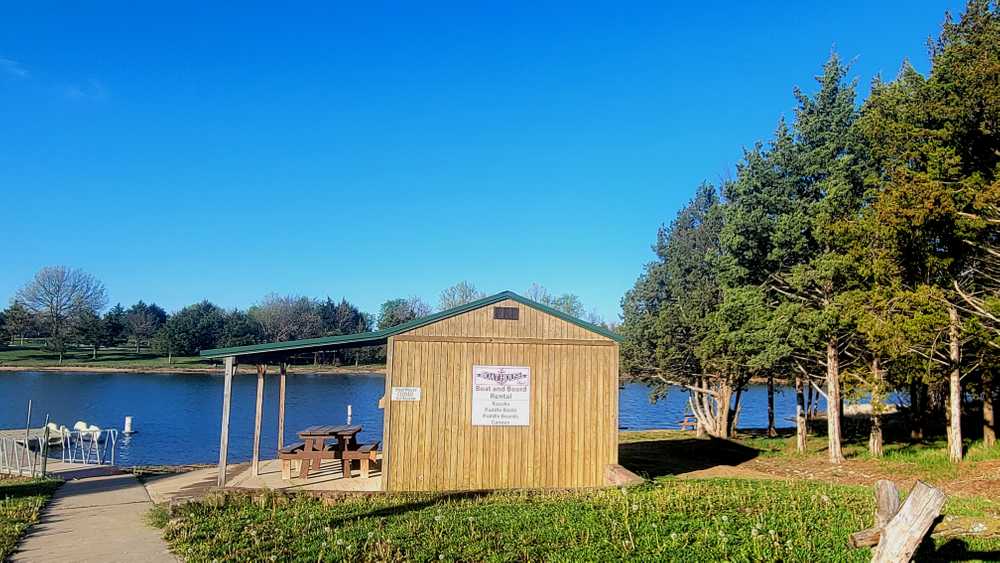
[347,404,352,425]
[124,416,134,435]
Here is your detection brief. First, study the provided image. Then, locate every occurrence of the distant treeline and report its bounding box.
[621,2,999,463]
[1,273,607,365]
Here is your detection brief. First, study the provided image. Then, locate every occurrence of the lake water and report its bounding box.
[1,371,823,467]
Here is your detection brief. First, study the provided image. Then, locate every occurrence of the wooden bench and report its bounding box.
[278,441,342,479]
[678,414,698,431]
[341,442,380,479]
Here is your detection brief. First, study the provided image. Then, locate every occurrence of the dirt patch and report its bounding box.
[676,464,785,480]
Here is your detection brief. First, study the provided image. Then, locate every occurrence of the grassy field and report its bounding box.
[151,431,1000,561]
[0,343,385,372]
[0,343,213,370]
[0,478,61,559]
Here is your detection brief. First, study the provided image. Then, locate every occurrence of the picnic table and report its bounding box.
[299,424,361,454]
[278,425,378,480]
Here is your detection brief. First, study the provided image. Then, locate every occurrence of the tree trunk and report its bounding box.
[948,304,963,463]
[92,345,97,360]
[59,350,63,364]
[795,372,807,453]
[136,340,141,354]
[767,374,777,437]
[717,382,733,439]
[910,380,925,441]
[687,377,736,440]
[827,336,845,464]
[730,385,743,436]
[984,372,995,448]
[869,355,884,458]
[806,380,814,422]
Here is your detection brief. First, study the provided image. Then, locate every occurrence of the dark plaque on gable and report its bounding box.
[493,306,519,320]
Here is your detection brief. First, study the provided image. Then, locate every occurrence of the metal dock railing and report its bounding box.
[0,428,119,478]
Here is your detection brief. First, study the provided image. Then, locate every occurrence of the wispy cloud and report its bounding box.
[0,57,28,79]
[66,78,109,101]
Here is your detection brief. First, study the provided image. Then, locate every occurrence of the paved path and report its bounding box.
[12,468,177,563]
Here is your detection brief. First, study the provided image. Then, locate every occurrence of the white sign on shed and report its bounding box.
[471,365,530,426]
[391,387,421,401]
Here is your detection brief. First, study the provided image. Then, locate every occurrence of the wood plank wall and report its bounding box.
[382,301,619,491]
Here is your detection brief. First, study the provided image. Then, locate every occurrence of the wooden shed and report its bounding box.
[202,291,622,492]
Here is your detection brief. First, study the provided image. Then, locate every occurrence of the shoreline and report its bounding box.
[0,364,386,375]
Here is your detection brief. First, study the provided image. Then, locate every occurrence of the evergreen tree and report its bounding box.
[102,303,128,345]
[126,301,167,353]
[3,302,34,346]
[159,301,226,356]
[857,1,1000,460]
[71,307,109,359]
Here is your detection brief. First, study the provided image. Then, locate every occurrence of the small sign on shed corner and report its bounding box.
[391,386,421,401]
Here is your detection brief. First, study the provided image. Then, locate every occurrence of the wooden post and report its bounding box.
[217,356,235,487]
[381,337,394,491]
[278,362,287,450]
[252,363,266,476]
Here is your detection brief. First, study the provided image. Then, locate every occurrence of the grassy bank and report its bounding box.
[153,480,876,562]
[0,344,385,373]
[151,478,1000,562]
[0,478,61,559]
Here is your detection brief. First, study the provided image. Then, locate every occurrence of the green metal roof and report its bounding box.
[200,290,622,359]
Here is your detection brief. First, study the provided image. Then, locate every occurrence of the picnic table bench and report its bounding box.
[677,414,698,431]
[342,442,380,478]
[277,424,379,479]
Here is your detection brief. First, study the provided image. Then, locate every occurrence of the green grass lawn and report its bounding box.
[0,343,385,372]
[150,478,1000,562]
[0,343,213,370]
[0,478,61,560]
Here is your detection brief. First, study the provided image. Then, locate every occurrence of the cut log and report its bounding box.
[874,480,901,528]
[872,481,947,563]
[850,527,882,549]
[852,515,1000,548]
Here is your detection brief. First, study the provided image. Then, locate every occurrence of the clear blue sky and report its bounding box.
[0,1,965,322]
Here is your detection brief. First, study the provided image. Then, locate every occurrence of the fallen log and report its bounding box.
[851,515,1000,547]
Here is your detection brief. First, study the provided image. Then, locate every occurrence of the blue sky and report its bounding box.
[0,1,966,322]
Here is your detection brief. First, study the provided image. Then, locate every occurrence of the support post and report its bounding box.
[252,363,266,476]
[217,356,235,487]
[278,362,287,450]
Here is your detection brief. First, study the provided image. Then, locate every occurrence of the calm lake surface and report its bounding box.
[1,371,823,467]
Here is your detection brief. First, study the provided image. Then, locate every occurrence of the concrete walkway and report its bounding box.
[12,468,177,563]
